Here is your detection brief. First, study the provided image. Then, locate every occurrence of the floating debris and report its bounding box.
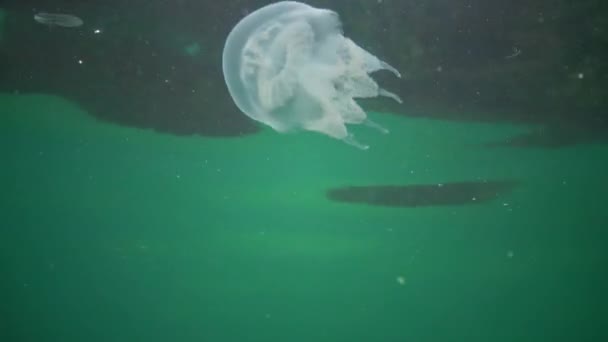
[505,47,521,59]
[34,12,83,28]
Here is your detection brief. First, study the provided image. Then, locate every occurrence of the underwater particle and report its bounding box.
[183,42,202,57]
[506,250,514,258]
[222,1,401,150]
[34,12,83,28]
[577,72,584,79]
[396,276,406,285]
[537,14,545,24]
[93,28,102,34]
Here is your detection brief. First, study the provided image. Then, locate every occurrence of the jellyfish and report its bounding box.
[222,1,402,150]
[34,13,83,28]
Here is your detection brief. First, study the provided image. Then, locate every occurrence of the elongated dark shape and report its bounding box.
[34,12,83,28]
[326,181,520,207]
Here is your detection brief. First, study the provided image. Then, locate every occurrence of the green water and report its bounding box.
[1,94,607,341]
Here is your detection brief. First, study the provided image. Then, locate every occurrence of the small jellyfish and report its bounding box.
[34,12,83,28]
[222,1,401,150]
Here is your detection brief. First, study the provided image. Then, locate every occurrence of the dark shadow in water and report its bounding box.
[365,95,608,149]
[326,180,519,208]
[0,2,259,138]
[485,122,608,148]
[2,0,606,145]
[343,0,608,149]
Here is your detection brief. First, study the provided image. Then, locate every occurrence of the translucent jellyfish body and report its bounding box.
[34,13,83,28]
[222,1,401,149]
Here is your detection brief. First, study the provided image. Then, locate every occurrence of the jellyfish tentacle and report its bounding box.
[364,118,389,134]
[380,61,401,78]
[343,134,370,150]
[379,88,403,104]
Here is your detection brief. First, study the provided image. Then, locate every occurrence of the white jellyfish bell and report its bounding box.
[222,1,402,150]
